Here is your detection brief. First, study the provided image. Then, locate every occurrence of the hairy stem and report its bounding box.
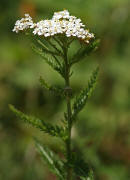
[63,43,72,180]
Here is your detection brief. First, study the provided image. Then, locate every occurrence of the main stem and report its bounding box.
[63,44,72,180]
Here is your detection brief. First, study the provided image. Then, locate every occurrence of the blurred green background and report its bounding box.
[0,0,130,179]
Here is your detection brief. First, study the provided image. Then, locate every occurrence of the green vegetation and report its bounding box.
[0,0,130,180]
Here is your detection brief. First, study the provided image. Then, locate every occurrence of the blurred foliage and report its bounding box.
[0,0,130,179]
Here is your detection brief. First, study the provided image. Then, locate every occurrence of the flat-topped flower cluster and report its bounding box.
[13,10,94,43]
[12,14,35,33]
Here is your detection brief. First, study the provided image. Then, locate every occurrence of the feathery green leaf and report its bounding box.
[35,139,65,180]
[9,104,66,139]
[39,76,64,97]
[72,67,99,121]
[47,39,63,56]
[70,39,100,66]
[71,154,94,180]
[32,44,64,78]
[36,39,61,57]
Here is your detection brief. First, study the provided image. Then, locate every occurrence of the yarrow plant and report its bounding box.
[10,10,99,180]
[13,10,94,43]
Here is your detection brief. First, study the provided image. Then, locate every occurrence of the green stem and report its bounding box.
[63,44,72,180]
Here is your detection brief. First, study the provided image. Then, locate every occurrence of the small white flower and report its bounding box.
[12,14,35,33]
[13,10,94,43]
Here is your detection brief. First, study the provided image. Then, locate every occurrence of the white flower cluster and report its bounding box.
[12,14,35,33]
[13,10,94,43]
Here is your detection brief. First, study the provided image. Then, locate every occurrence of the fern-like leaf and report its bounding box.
[32,44,64,78]
[72,67,99,121]
[36,39,61,57]
[35,139,65,180]
[9,105,66,139]
[71,153,94,180]
[70,39,100,66]
[40,76,64,97]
